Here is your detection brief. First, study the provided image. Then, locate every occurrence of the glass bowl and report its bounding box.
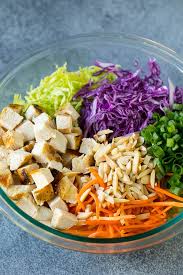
[0,33,183,254]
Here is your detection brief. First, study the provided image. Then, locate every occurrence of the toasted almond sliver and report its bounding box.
[112,170,118,195]
[132,151,140,174]
[103,162,110,175]
[105,154,117,170]
[80,188,91,202]
[97,129,113,136]
[110,152,122,161]
[126,160,132,175]
[111,148,118,156]
[150,169,155,188]
[136,213,150,220]
[108,170,113,182]
[137,168,152,179]
[143,155,151,165]
[98,162,104,179]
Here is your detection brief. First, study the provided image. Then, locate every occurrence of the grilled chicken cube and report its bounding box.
[72,154,94,173]
[3,130,24,150]
[16,194,38,217]
[30,168,54,189]
[3,184,35,200]
[61,150,79,169]
[72,127,82,135]
[59,103,80,121]
[34,122,56,142]
[32,141,57,164]
[0,169,13,187]
[48,196,68,212]
[22,141,35,152]
[47,159,63,172]
[49,130,67,153]
[51,208,77,230]
[0,127,5,145]
[25,105,41,121]
[16,120,35,142]
[79,138,97,155]
[65,133,81,150]
[0,107,23,130]
[0,146,10,160]
[0,159,8,170]
[58,176,77,204]
[33,112,55,128]
[33,206,53,221]
[32,183,54,206]
[9,150,32,171]
[8,104,23,114]
[17,163,39,184]
[56,114,72,133]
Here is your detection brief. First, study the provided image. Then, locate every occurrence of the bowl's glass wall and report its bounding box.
[1,33,183,253]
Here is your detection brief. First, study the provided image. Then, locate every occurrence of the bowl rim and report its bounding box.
[1,32,183,245]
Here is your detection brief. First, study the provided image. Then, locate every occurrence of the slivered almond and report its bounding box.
[132,151,140,174]
[98,162,104,179]
[137,169,152,179]
[110,152,122,161]
[103,162,110,175]
[111,148,118,156]
[80,188,91,202]
[105,154,117,170]
[150,169,155,188]
[108,170,113,181]
[112,170,118,195]
[126,160,132,175]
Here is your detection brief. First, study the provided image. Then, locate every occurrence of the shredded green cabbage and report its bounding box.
[14,64,100,116]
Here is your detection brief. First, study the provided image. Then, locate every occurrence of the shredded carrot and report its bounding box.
[152,186,183,202]
[88,167,106,188]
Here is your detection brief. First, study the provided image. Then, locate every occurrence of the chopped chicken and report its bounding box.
[3,184,35,200]
[72,154,94,173]
[8,104,23,114]
[3,130,24,150]
[0,169,13,187]
[0,107,23,130]
[17,163,39,184]
[30,168,54,189]
[56,114,72,133]
[79,138,97,155]
[32,183,54,206]
[0,126,5,137]
[25,105,41,121]
[33,206,53,221]
[0,159,8,170]
[16,120,35,142]
[61,150,79,169]
[49,130,67,153]
[16,194,38,217]
[65,133,82,150]
[9,149,32,171]
[51,208,77,230]
[22,141,35,152]
[48,196,68,212]
[32,141,57,164]
[34,121,56,142]
[0,146,10,160]
[58,103,80,121]
[33,112,55,128]
[58,176,77,204]
[72,127,82,135]
[47,158,63,172]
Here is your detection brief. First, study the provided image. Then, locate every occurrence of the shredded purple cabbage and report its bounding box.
[74,59,183,139]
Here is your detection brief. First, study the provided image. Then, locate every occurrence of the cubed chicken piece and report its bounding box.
[72,154,94,173]
[0,159,8,170]
[48,195,68,212]
[16,120,35,142]
[72,127,82,135]
[2,130,24,150]
[3,184,35,200]
[33,206,53,221]
[94,144,112,164]
[0,107,23,130]
[58,176,77,204]
[51,208,77,230]
[61,150,79,169]
[56,114,72,134]
[33,112,55,128]
[47,159,63,172]
[17,163,39,184]
[65,133,82,150]
[49,130,67,153]
[16,194,38,217]
[0,169,13,187]
[8,104,23,114]
[9,150,32,171]
[0,146,11,160]
[32,141,57,164]
[22,141,35,152]
[30,168,54,189]
[25,105,41,121]
[79,138,97,155]
[34,122,56,142]
[32,183,54,206]
[0,126,5,137]
[59,103,80,121]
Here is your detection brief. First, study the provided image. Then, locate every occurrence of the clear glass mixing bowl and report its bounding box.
[0,33,183,253]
